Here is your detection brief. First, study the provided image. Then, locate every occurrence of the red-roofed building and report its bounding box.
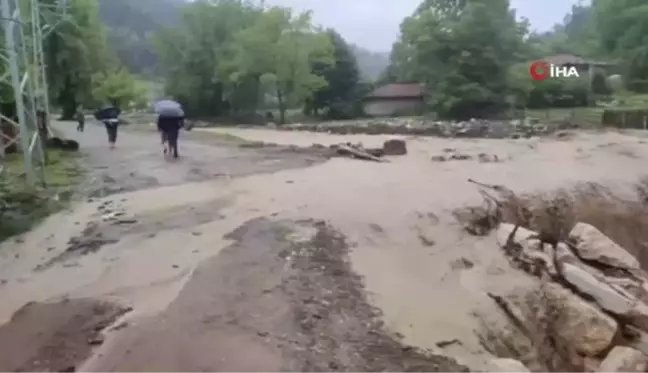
[363,83,425,117]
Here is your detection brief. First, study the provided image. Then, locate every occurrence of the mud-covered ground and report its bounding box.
[0,121,467,372]
[68,121,329,197]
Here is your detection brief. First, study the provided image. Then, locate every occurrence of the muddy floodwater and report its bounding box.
[1,123,647,371]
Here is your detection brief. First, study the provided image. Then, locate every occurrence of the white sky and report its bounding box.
[263,0,591,52]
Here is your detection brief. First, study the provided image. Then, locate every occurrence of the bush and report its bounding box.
[591,72,611,95]
[602,108,648,128]
[526,77,589,109]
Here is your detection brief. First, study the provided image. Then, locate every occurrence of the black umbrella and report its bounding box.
[155,100,184,118]
[94,106,120,121]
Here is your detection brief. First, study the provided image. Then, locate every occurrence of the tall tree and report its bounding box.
[307,29,360,118]
[154,0,262,116]
[232,7,333,123]
[395,0,527,119]
[43,0,113,118]
[593,0,648,92]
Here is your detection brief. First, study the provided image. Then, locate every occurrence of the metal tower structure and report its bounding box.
[0,0,69,186]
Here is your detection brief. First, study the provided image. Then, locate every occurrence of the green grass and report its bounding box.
[525,107,605,124]
[0,149,84,241]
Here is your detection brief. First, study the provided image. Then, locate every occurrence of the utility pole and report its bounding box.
[0,0,69,187]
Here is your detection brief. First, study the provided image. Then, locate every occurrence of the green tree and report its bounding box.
[232,8,334,123]
[306,29,360,119]
[154,0,262,117]
[43,0,113,119]
[593,0,648,92]
[91,68,147,109]
[396,0,527,119]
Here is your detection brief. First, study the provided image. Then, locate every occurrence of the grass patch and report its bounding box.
[0,149,84,242]
[525,107,605,125]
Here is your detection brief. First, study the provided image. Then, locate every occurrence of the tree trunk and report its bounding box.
[58,86,78,121]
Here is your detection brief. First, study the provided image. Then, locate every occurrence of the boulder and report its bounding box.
[487,358,530,372]
[568,222,640,271]
[490,283,617,359]
[382,139,407,155]
[496,224,536,248]
[559,262,648,330]
[555,242,647,300]
[598,346,648,372]
[542,282,617,358]
[560,262,636,315]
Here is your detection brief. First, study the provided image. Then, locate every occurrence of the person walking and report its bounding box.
[75,106,85,132]
[154,99,185,159]
[94,105,121,150]
[104,117,119,150]
[157,115,183,158]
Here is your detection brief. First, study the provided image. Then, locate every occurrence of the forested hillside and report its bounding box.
[97,0,183,75]
[96,0,388,79]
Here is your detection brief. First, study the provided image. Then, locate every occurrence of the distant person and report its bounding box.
[94,105,121,150]
[103,117,119,150]
[75,106,85,132]
[157,115,183,158]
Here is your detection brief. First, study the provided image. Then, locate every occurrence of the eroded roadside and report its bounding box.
[0,122,469,372]
[82,218,467,372]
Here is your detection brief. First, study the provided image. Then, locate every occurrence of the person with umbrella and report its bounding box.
[94,105,121,150]
[155,99,185,159]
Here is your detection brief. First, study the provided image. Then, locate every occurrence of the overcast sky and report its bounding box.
[264,0,590,52]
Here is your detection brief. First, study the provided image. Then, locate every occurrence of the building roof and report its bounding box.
[366,83,424,99]
[544,54,612,67]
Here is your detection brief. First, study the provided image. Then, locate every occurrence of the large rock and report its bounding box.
[598,346,648,372]
[382,139,407,155]
[496,224,536,248]
[487,358,530,372]
[569,222,640,271]
[559,262,648,330]
[560,263,636,314]
[490,283,617,359]
[542,282,618,357]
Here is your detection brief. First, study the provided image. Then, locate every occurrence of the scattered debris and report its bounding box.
[478,153,501,163]
[436,338,461,348]
[432,149,503,163]
[450,257,474,270]
[332,143,389,162]
[383,139,407,155]
[450,153,472,161]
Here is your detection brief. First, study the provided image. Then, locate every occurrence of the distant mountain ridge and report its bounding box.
[97,0,389,80]
[350,45,389,80]
[97,0,184,75]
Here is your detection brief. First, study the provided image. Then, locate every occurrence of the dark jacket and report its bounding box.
[157,116,183,133]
